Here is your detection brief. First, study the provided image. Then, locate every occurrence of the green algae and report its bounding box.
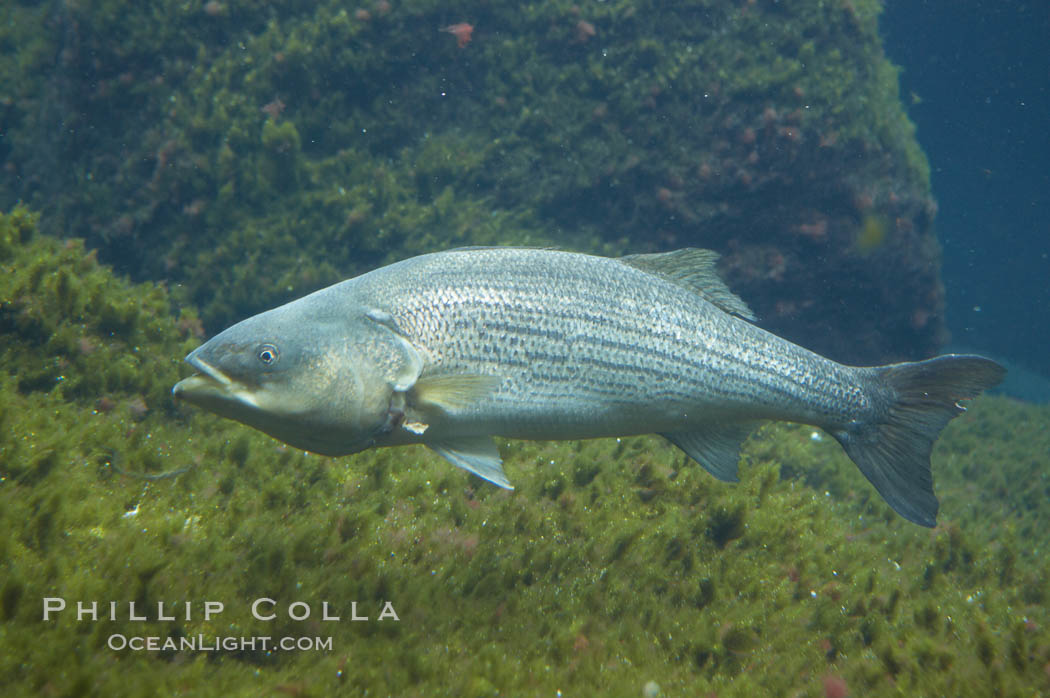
[0,206,198,415]
[1,0,944,363]
[2,207,1049,696]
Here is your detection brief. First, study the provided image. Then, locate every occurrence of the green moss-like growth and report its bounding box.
[2,0,943,363]
[259,117,302,190]
[0,206,198,413]
[2,207,1049,696]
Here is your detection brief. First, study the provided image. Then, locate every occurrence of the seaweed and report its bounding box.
[2,208,1049,695]
[3,0,942,363]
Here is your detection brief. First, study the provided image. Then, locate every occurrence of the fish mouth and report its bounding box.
[172,351,234,399]
[186,352,233,387]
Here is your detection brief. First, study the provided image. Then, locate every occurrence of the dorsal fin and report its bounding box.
[619,248,756,320]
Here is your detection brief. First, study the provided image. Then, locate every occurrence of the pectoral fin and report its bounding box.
[428,437,513,489]
[412,374,500,412]
[661,422,760,482]
[397,375,499,436]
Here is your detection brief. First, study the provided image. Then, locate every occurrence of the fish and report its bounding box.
[172,247,1005,526]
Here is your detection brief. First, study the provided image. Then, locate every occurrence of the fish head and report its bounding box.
[172,298,406,456]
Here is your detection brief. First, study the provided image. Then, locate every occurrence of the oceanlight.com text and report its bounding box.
[107,634,334,652]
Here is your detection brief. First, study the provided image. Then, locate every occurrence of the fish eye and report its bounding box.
[257,343,279,365]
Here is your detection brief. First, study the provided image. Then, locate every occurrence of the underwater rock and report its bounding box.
[2,1,942,365]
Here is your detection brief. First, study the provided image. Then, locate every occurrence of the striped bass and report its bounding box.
[173,248,1004,526]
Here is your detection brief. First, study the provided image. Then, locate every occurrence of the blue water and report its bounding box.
[881,0,1050,401]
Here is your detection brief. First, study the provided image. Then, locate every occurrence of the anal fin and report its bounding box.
[428,437,514,489]
[661,422,760,482]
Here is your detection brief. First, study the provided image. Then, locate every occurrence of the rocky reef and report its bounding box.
[3,0,942,363]
[2,205,1049,696]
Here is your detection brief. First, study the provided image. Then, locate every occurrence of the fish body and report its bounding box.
[173,248,1004,526]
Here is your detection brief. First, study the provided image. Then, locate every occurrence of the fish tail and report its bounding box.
[832,354,1005,527]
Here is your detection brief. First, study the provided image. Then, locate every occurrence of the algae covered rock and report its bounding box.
[0,203,1049,698]
[3,0,942,362]
[0,205,197,411]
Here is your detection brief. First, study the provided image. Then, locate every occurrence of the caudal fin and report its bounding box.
[833,354,1005,527]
